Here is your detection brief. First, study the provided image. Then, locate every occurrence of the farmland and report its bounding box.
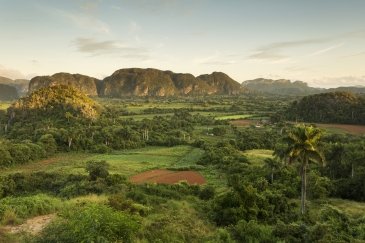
[1,93,365,242]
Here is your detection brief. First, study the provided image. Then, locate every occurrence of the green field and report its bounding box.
[3,146,205,177]
[0,102,11,110]
[243,149,274,166]
[215,114,253,120]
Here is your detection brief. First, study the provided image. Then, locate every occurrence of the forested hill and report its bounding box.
[0,83,18,100]
[9,85,100,122]
[242,78,365,96]
[29,73,101,96]
[285,91,365,124]
[29,68,246,97]
[242,78,321,95]
[0,76,29,96]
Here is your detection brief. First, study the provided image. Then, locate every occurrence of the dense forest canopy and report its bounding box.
[8,85,101,122]
[0,84,18,100]
[285,91,365,124]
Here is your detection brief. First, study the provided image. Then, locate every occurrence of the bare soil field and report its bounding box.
[315,123,365,135]
[130,169,206,185]
[229,119,256,127]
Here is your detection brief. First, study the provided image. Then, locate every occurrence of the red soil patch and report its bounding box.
[229,119,256,127]
[130,169,206,185]
[315,123,365,135]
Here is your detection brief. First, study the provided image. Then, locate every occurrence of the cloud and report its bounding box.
[0,65,25,79]
[79,0,102,13]
[129,21,141,33]
[307,43,344,57]
[56,8,109,33]
[121,0,196,15]
[248,30,365,62]
[72,37,149,60]
[343,51,365,58]
[310,76,365,88]
[248,37,330,62]
[195,52,238,65]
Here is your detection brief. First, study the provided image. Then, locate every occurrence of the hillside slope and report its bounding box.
[0,83,19,100]
[101,68,245,97]
[0,76,29,96]
[242,78,321,96]
[285,92,365,124]
[29,73,100,96]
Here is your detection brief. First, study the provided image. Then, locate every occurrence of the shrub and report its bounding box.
[91,144,111,154]
[232,220,275,243]
[36,203,139,243]
[0,194,62,224]
[86,160,110,181]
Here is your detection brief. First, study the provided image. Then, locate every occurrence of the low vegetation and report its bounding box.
[0,88,365,242]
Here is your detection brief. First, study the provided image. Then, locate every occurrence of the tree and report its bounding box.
[284,124,324,215]
[263,158,282,183]
[86,160,110,180]
[343,143,365,178]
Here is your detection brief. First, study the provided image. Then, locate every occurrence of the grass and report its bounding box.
[215,114,253,120]
[0,102,11,111]
[1,146,205,177]
[243,149,274,167]
[328,198,365,219]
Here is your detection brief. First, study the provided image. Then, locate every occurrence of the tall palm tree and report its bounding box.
[284,124,324,215]
[264,158,282,184]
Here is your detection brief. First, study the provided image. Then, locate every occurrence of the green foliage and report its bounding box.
[285,91,365,124]
[86,160,110,180]
[0,194,62,224]
[212,127,227,136]
[9,85,100,122]
[232,220,274,243]
[36,203,139,243]
[38,134,57,156]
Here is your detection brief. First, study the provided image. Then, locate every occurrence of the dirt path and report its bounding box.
[2,214,56,235]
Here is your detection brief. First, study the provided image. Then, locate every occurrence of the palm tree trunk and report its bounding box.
[301,160,307,215]
[351,163,354,178]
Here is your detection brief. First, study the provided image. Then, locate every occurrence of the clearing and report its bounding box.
[130,169,206,185]
[315,123,365,135]
[2,214,55,235]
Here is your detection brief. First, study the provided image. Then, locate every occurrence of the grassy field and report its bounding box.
[215,114,253,120]
[1,145,228,189]
[2,146,205,177]
[0,102,11,110]
[243,149,274,166]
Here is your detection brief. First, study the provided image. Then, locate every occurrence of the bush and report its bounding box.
[0,194,62,224]
[91,144,111,154]
[0,147,12,167]
[232,220,275,243]
[36,203,139,243]
[86,160,110,180]
[38,134,57,156]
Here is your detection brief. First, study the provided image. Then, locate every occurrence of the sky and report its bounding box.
[1,0,365,88]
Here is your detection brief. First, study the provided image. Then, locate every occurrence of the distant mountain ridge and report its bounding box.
[242,78,365,95]
[29,68,246,97]
[3,71,364,98]
[242,78,322,95]
[0,83,19,100]
[0,76,29,96]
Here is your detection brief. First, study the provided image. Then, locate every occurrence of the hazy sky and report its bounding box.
[1,0,365,88]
